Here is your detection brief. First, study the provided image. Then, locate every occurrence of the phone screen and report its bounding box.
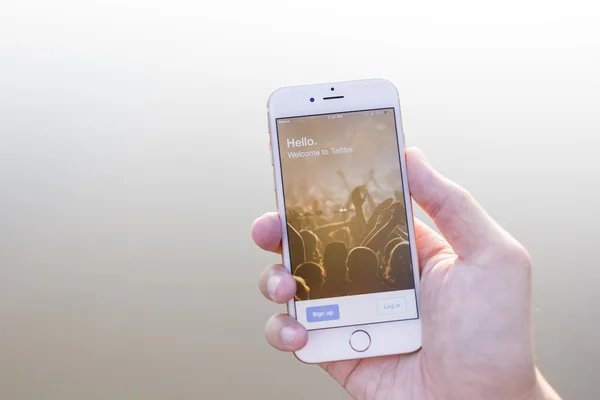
[276,108,419,331]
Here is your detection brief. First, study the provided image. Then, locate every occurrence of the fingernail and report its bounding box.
[280,326,297,346]
[267,274,282,299]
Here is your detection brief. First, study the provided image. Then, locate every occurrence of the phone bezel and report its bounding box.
[267,78,422,363]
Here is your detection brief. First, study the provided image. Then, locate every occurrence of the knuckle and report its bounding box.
[430,184,472,220]
[478,240,532,270]
[264,315,278,336]
[510,243,532,269]
[454,186,473,205]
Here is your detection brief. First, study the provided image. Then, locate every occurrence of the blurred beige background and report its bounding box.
[1,0,599,398]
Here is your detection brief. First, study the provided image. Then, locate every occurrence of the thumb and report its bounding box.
[406,147,505,259]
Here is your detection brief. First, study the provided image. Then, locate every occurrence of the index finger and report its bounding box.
[406,147,505,259]
[251,212,282,254]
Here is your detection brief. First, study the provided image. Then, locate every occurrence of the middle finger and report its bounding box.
[259,264,296,304]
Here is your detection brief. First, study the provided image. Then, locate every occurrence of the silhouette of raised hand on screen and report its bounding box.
[362,201,405,253]
[253,148,561,400]
[362,197,393,243]
[351,185,368,238]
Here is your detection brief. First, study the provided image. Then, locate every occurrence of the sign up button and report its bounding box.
[378,297,407,315]
[306,304,340,323]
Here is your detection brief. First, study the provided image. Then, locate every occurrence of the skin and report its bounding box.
[252,148,561,400]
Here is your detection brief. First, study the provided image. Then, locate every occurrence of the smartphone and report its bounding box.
[267,78,421,363]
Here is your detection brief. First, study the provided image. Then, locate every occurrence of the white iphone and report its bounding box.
[267,78,421,363]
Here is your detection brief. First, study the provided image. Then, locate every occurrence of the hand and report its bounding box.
[367,198,393,231]
[373,198,394,215]
[388,199,404,216]
[351,185,367,207]
[252,148,560,400]
[388,200,403,211]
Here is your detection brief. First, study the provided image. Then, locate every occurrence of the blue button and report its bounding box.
[306,304,340,322]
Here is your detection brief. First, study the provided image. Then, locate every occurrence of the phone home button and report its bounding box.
[349,330,371,352]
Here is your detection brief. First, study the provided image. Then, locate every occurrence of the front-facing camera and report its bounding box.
[310,97,315,102]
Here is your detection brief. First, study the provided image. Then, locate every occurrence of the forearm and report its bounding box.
[364,221,395,252]
[361,227,377,246]
[315,220,346,236]
[362,212,380,242]
[354,205,366,238]
[366,193,376,214]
